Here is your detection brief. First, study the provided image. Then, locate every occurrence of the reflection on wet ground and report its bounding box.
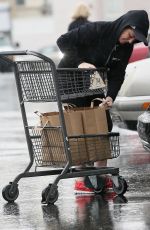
[0,73,150,230]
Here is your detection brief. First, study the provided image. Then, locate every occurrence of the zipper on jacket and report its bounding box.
[105,44,119,66]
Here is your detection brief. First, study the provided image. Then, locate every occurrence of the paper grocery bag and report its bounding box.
[40,126,66,166]
[81,106,112,161]
[39,110,89,166]
[40,111,83,135]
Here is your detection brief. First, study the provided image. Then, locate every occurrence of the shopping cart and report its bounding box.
[0,51,127,205]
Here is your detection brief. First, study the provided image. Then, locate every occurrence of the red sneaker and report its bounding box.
[74,180,95,195]
[104,177,113,192]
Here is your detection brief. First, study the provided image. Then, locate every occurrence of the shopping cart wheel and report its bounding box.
[41,184,58,205]
[112,177,128,195]
[2,183,19,203]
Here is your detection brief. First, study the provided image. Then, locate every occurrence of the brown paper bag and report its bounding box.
[40,110,88,166]
[36,99,112,166]
[80,105,112,161]
[40,126,66,166]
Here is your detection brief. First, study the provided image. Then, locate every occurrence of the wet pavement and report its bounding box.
[0,73,150,230]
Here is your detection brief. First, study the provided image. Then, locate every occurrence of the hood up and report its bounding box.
[113,10,149,45]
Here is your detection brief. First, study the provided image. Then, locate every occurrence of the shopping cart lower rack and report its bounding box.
[0,50,128,205]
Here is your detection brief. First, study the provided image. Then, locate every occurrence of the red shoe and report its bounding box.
[104,177,113,192]
[74,180,95,195]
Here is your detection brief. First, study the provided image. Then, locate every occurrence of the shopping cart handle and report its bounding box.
[0,50,28,56]
[0,50,56,66]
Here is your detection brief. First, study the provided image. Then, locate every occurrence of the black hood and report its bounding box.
[95,10,149,58]
[113,10,149,45]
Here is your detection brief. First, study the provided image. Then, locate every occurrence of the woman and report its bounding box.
[68,2,91,31]
[57,10,149,194]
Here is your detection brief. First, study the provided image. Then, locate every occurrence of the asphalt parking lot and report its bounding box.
[0,73,150,230]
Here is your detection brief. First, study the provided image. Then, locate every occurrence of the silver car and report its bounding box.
[112,58,150,129]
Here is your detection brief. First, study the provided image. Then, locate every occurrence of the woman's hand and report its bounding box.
[78,62,96,69]
[101,96,113,109]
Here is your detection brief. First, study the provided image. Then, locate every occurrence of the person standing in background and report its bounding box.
[68,2,91,31]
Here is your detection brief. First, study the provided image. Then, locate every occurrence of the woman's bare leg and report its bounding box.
[94,160,107,167]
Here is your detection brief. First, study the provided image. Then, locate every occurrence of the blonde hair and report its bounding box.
[71,3,90,20]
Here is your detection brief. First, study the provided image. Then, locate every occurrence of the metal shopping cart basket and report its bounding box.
[0,51,127,205]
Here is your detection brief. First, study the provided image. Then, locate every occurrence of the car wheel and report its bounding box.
[125,121,137,130]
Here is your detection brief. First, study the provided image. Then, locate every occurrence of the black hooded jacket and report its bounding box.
[57,10,149,101]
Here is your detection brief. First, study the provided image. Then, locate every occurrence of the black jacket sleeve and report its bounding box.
[57,22,98,66]
[106,44,133,101]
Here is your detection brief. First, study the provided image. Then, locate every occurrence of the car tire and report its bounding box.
[125,120,137,130]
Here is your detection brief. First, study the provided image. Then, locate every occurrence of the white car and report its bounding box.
[112,58,150,129]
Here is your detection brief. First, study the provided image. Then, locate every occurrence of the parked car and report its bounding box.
[38,45,63,66]
[137,107,150,151]
[129,42,150,63]
[0,34,19,72]
[112,58,150,130]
